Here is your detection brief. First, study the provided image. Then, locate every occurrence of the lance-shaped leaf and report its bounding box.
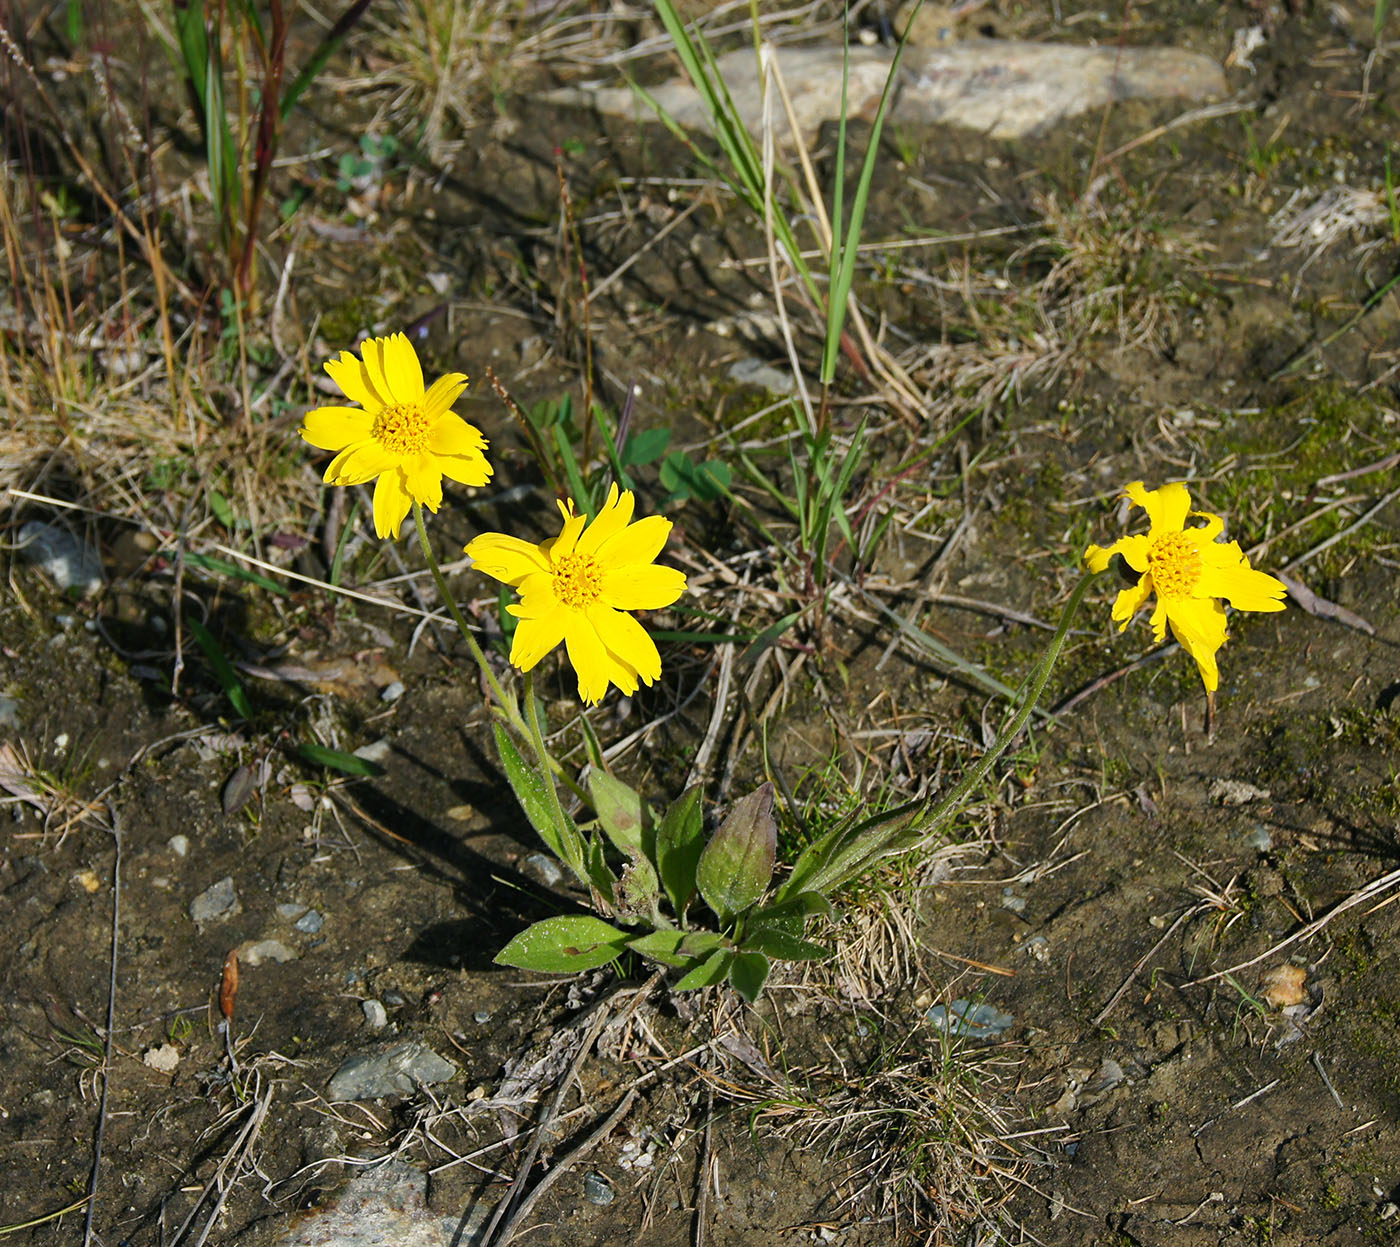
[655,785,704,915]
[627,929,690,968]
[673,948,733,991]
[589,769,648,858]
[695,782,776,925]
[494,915,630,974]
[494,724,583,880]
[742,926,829,962]
[747,891,835,935]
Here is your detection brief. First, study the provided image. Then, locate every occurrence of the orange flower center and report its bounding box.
[552,552,604,610]
[372,403,431,456]
[1148,531,1202,599]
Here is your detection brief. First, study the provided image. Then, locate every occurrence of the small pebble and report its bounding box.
[276,902,307,920]
[473,1010,491,1025]
[168,835,190,858]
[523,852,565,887]
[18,520,103,596]
[189,876,241,926]
[327,1040,457,1101]
[583,1171,614,1206]
[354,738,392,763]
[925,998,1015,1041]
[382,990,406,1007]
[239,938,297,966]
[294,909,324,934]
[0,694,19,728]
[380,681,405,703]
[362,999,388,1030]
[143,1043,180,1074]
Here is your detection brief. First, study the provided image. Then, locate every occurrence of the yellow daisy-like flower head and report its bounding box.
[1084,481,1287,693]
[465,484,688,705]
[300,333,492,539]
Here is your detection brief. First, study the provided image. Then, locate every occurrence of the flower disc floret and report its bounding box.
[1084,480,1287,693]
[465,484,688,705]
[299,332,492,540]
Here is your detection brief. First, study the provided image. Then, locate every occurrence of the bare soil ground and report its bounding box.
[3,2,1400,1245]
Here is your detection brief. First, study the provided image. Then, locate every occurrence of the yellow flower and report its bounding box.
[300,333,492,539]
[465,484,688,704]
[1084,481,1286,693]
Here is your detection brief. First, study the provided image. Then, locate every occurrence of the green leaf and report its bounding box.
[584,830,618,908]
[589,769,647,857]
[679,930,727,959]
[298,741,383,777]
[280,0,374,120]
[674,948,733,991]
[187,617,252,720]
[493,724,583,878]
[695,783,776,924]
[621,427,670,467]
[655,785,704,915]
[494,915,630,974]
[743,927,829,962]
[183,551,290,596]
[208,488,236,529]
[728,951,770,1003]
[626,929,690,968]
[749,891,835,933]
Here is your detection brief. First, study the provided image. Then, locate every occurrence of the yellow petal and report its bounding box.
[423,372,469,418]
[325,350,388,410]
[1165,597,1228,693]
[326,440,398,486]
[429,413,486,457]
[588,605,661,684]
[402,455,443,511]
[1126,480,1191,535]
[563,615,614,704]
[301,405,373,451]
[465,533,550,586]
[552,506,588,560]
[601,563,687,611]
[1188,510,1224,542]
[439,450,493,486]
[597,513,671,569]
[1084,533,1150,575]
[510,610,567,673]
[577,485,634,556]
[382,332,424,401]
[512,571,559,614]
[1198,562,1288,613]
[361,337,398,404]
[1109,575,1153,631]
[372,468,412,539]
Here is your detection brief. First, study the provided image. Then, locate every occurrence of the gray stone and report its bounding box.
[925,998,1014,1041]
[727,357,797,396]
[17,521,103,596]
[294,908,324,933]
[239,939,297,966]
[380,681,405,703]
[0,694,19,728]
[550,39,1227,141]
[328,1041,458,1101]
[189,876,240,926]
[362,999,388,1030]
[523,853,564,887]
[267,1160,488,1246]
[583,1171,615,1205]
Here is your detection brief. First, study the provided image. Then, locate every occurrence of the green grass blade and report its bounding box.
[183,550,290,596]
[187,616,253,720]
[298,742,383,777]
[281,0,374,120]
[820,3,921,383]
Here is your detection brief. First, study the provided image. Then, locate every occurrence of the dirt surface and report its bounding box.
[3,2,1400,1245]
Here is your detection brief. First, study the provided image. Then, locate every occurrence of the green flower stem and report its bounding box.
[411,502,588,807]
[412,502,516,716]
[802,569,1101,895]
[523,669,586,872]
